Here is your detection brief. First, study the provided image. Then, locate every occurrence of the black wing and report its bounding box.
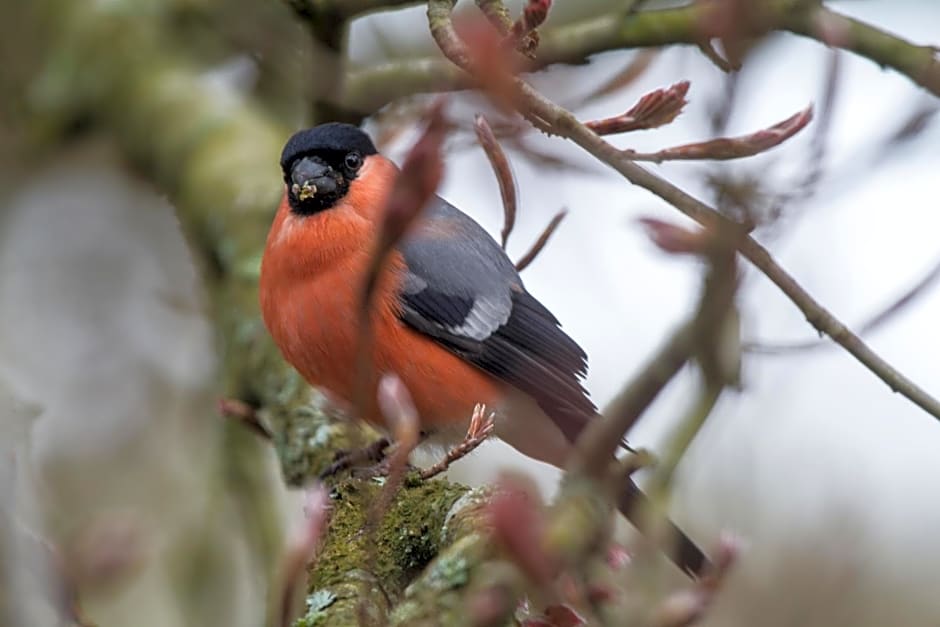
[399,199,709,575]
[397,197,596,442]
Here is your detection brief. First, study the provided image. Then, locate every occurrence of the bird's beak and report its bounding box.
[290,156,338,201]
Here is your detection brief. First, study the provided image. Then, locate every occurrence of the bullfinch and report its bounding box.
[259,122,708,576]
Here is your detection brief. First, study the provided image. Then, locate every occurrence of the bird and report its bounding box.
[259,122,708,576]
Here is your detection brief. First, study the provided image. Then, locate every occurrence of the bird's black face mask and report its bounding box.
[280,123,376,215]
[287,155,348,214]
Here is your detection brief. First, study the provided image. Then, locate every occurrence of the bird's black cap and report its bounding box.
[280,123,378,175]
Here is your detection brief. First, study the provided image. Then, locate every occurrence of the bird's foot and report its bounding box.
[319,437,391,480]
[350,454,398,479]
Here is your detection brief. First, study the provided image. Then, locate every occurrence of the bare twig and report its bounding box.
[356,100,450,415]
[697,39,737,73]
[419,404,495,479]
[585,81,690,135]
[514,209,567,272]
[884,102,939,147]
[362,100,450,306]
[368,375,421,525]
[474,114,518,249]
[649,384,724,505]
[217,397,271,439]
[625,106,814,162]
[802,50,839,199]
[474,0,513,35]
[748,254,940,355]
[571,49,659,108]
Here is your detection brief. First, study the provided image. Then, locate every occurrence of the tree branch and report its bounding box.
[346,2,939,114]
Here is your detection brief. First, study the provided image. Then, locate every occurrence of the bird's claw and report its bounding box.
[319,436,391,480]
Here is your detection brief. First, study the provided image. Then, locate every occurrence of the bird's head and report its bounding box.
[280,123,378,215]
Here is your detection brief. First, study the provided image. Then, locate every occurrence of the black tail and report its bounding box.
[619,479,709,577]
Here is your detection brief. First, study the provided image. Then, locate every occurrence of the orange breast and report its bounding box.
[259,156,500,431]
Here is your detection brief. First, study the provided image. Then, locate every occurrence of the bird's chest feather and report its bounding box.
[272,259,398,385]
[259,207,403,400]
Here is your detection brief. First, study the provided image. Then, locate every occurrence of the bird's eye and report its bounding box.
[344,152,362,172]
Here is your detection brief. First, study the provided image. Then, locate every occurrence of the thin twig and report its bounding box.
[697,39,736,72]
[356,101,450,417]
[615,449,657,487]
[569,49,658,108]
[420,404,495,479]
[474,114,518,249]
[803,49,840,199]
[748,254,940,355]
[217,397,271,439]
[649,383,724,505]
[367,375,421,527]
[514,209,566,272]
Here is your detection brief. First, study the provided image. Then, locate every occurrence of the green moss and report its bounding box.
[309,477,468,601]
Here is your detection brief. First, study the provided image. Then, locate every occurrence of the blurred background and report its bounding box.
[1,0,939,625]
